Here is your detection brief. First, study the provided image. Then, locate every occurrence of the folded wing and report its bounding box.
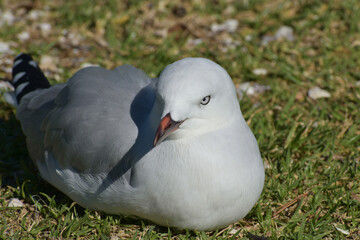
[17,65,155,174]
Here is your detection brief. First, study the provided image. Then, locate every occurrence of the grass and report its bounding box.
[0,0,359,239]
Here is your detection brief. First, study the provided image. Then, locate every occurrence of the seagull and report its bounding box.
[7,54,265,231]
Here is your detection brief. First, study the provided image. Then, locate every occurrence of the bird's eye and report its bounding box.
[200,95,211,105]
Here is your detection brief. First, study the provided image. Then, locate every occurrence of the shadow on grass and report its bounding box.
[0,108,84,209]
[0,110,31,187]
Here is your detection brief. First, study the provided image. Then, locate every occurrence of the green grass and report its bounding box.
[1,0,359,239]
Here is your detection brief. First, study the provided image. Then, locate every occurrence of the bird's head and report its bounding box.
[153,58,241,146]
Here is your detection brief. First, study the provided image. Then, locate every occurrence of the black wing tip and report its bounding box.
[12,53,50,102]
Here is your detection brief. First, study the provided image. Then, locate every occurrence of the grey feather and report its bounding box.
[17,65,155,173]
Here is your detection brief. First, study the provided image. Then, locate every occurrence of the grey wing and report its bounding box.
[17,65,155,173]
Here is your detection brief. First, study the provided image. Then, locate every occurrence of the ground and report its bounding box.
[0,0,359,239]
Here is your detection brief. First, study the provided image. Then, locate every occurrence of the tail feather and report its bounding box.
[11,53,50,103]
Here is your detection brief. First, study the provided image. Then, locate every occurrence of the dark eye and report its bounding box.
[200,95,211,105]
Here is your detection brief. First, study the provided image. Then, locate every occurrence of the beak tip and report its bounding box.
[153,113,184,147]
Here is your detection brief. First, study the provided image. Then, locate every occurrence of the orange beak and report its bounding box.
[153,113,185,147]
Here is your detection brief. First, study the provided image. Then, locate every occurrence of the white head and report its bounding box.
[153,58,242,146]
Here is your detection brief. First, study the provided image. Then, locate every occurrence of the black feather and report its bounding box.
[12,53,50,102]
